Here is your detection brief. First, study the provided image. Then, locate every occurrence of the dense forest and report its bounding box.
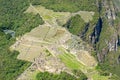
[0,0,44,80]
[36,71,87,80]
[31,0,97,12]
[64,15,85,35]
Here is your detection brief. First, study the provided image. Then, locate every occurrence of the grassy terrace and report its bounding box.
[59,52,84,70]
[58,47,110,80]
[58,47,88,71]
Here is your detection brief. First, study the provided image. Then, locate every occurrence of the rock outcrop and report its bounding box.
[91,18,102,44]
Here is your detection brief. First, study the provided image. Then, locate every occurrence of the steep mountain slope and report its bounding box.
[64,0,120,79]
[0,0,120,80]
[12,5,106,80]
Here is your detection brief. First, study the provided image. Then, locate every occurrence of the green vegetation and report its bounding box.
[84,12,99,42]
[0,0,44,36]
[36,72,77,80]
[36,71,87,80]
[45,49,52,56]
[64,12,99,42]
[95,17,120,79]
[0,0,44,79]
[58,48,84,69]
[15,13,44,36]
[72,70,88,80]
[64,15,85,35]
[96,18,111,51]
[58,47,110,80]
[0,35,31,80]
[0,0,119,80]
[59,52,84,69]
[96,49,120,79]
[92,8,120,78]
[31,0,97,12]
[57,48,88,80]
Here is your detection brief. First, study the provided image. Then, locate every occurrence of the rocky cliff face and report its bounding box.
[81,0,120,62]
[96,0,118,62]
[63,0,120,64]
[95,0,120,62]
[90,18,102,44]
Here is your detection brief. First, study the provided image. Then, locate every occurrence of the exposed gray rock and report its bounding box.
[91,18,102,44]
[118,55,120,63]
